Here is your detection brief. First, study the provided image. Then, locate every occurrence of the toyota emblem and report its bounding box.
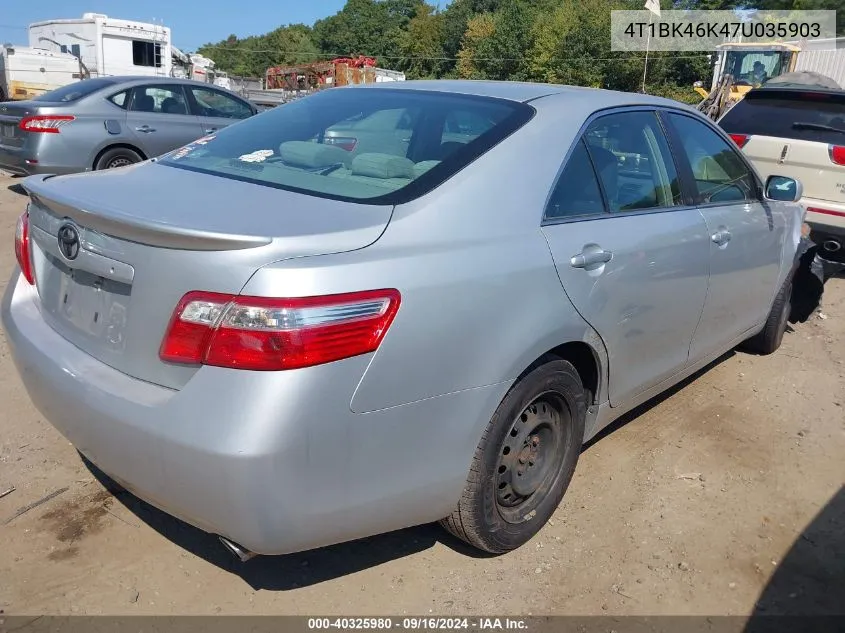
[57,223,80,260]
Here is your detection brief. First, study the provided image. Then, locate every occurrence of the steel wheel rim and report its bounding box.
[107,157,133,169]
[494,391,570,523]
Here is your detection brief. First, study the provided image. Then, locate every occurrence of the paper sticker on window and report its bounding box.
[238,149,274,163]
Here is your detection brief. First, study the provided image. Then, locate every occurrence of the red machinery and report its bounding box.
[265,56,379,91]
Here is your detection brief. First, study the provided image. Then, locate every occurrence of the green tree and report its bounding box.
[398,4,446,78]
[749,0,845,35]
[311,0,425,62]
[198,24,319,77]
[456,13,496,78]
[470,0,539,80]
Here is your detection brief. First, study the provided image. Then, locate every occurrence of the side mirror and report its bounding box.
[765,175,803,203]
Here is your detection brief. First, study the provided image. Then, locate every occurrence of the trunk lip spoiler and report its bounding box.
[21,174,273,251]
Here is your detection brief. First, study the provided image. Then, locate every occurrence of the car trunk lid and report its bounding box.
[21,162,393,390]
[0,100,43,148]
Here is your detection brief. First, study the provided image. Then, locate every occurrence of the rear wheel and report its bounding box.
[742,274,793,355]
[440,357,586,553]
[95,147,142,170]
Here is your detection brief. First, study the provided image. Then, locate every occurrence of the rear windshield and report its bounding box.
[33,78,117,103]
[719,90,845,145]
[160,88,532,204]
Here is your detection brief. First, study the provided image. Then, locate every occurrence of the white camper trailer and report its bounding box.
[28,13,172,79]
[0,45,82,101]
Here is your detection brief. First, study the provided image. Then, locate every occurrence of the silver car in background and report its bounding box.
[0,76,257,176]
[2,81,806,559]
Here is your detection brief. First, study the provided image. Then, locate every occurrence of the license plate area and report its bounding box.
[37,254,133,353]
[0,123,14,138]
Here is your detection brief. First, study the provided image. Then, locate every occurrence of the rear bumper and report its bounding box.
[803,198,845,234]
[0,145,82,176]
[1,274,504,555]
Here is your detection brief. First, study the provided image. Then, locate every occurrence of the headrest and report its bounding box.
[351,153,415,179]
[279,141,350,169]
[413,160,440,178]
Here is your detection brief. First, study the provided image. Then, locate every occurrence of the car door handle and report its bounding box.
[204,127,218,134]
[711,229,732,246]
[570,249,613,269]
[135,125,155,133]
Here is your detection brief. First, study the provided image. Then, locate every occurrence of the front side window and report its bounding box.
[545,139,606,220]
[132,41,162,68]
[190,87,253,120]
[130,85,189,115]
[160,88,531,204]
[583,111,682,213]
[668,113,758,204]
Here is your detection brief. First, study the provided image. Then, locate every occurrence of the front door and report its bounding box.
[664,112,784,361]
[542,110,710,407]
[125,84,204,158]
[186,85,255,136]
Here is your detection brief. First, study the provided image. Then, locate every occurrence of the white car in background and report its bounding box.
[719,85,845,261]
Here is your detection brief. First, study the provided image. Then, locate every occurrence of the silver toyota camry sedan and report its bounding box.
[2,81,806,559]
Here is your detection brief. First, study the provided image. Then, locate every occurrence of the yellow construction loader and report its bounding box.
[695,42,800,120]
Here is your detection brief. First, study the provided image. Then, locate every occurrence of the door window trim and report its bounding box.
[127,84,192,116]
[658,108,764,210]
[542,105,697,227]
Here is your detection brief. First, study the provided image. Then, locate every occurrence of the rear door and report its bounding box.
[719,89,845,223]
[186,85,254,136]
[666,111,784,359]
[542,109,710,407]
[125,83,204,157]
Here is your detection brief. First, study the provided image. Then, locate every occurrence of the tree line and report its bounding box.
[197,0,844,105]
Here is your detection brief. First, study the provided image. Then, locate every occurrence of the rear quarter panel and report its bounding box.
[40,99,132,172]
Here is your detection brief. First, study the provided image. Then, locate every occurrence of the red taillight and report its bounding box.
[325,136,358,152]
[14,211,35,285]
[160,289,401,370]
[829,145,845,166]
[19,115,75,134]
[729,134,749,149]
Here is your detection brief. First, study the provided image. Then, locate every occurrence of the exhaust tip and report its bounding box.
[822,239,842,253]
[218,535,257,562]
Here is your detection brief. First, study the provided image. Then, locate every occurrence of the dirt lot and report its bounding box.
[0,172,842,616]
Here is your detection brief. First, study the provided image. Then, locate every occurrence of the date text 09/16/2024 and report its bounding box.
[307,619,529,630]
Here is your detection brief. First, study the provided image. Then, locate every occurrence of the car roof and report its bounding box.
[357,79,691,109]
[104,76,235,89]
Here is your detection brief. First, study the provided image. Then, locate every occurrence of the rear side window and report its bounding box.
[33,78,116,103]
[545,140,605,220]
[161,88,532,204]
[108,90,129,109]
[668,113,758,204]
[720,90,845,145]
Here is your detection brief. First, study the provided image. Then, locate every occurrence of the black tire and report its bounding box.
[742,274,793,355]
[95,147,142,170]
[440,357,587,553]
